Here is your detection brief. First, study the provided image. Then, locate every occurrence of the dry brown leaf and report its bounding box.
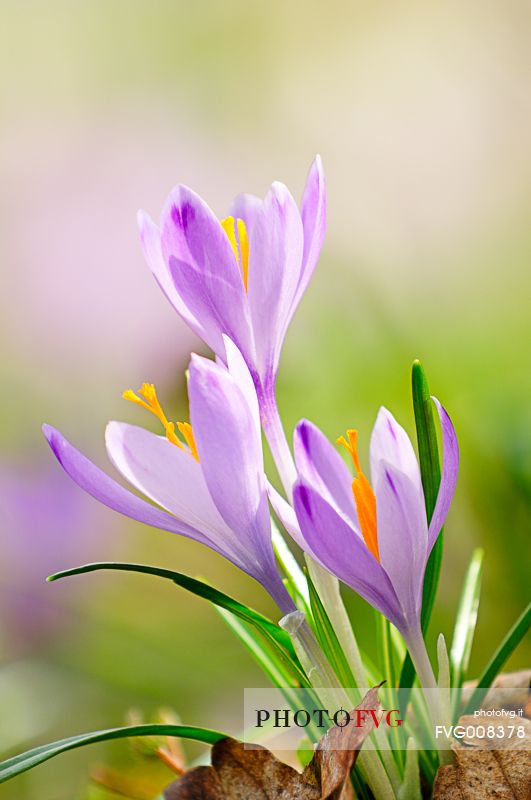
[461,670,531,715]
[164,687,380,800]
[433,709,531,800]
[433,764,463,800]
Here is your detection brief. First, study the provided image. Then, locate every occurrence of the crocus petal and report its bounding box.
[370,407,423,499]
[290,155,326,315]
[229,192,262,238]
[160,185,253,361]
[293,479,403,629]
[428,398,459,551]
[223,335,260,435]
[294,419,358,528]
[137,211,213,347]
[247,182,304,378]
[188,355,270,549]
[105,422,239,555]
[43,424,209,544]
[373,460,428,621]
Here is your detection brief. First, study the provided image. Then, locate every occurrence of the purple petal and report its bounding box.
[372,460,428,621]
[291,155,326,314]
[105,422,237,552]
[247,182,304,377]
[293,419,358,528]
[428,398,459,551]
[229,192,262,238]
[42,424,209,544]
[293,479,403,629]
[188,355,270,549]
[223,335,260,434]
[160,185,253,361]
[370,407,423,499]
[137,210,212,347]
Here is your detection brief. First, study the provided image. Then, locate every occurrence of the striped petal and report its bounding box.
[293,478,403,629]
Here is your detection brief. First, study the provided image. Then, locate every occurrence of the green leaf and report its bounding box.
[306,570,356,690]
[0,724,225,784]
[450,548,484,687]
[398,738,422,800]
[48,562,295,659]
[463,602,531,715]
[217,609,321,743]
[400,360,442,690]
[413,359,443,631]
[216,606,303,688]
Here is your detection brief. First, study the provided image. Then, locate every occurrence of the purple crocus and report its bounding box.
[271,400,458,668]
[138,159,326,492]
[43,338,294,614]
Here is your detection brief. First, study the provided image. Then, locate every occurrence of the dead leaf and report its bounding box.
[433,764,463,800]
[461,670,531,716]
[164,687,380,800]
[433,710,531,800]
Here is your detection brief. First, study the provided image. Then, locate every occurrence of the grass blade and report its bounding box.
[306,571,356,689]
[450,548,484,687]
[463,603,531,715]
[413,359,443,630]
[400,360,442,689]
[48,562,295,658]
[0,724,225,784]
[398,738,422,800]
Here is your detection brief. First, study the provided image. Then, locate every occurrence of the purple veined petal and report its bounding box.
[293,419,359,528]
[290,155,326,316]
[267,481,307,550]
[246,181,304,379]
[42,424,211,545]
[137,211,209,343]
[293,479,404,629]
[105,422,241,557]
[160,185,253,362]
[427,397,460,552]
[188,354,270,547]
[229,192,263,238]
[370,407,423,499]
[222,335,260,435]
[373,460,429,622]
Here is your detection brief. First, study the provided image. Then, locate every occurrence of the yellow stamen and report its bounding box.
[122,384,199,461]
[337,429,379,561]
[237,217,249,290]
[177,421,199,462]
[221,215,249,291]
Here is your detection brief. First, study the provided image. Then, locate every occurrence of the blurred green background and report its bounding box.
[1,1,530,797]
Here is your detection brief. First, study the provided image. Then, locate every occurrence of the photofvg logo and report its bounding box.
[243,688,530,751]
[243,688,407,751]
[255,706,403,731]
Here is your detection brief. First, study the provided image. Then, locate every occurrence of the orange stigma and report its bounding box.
[221,216,249,290]
[122,383,199,461]
[337,429,379,561]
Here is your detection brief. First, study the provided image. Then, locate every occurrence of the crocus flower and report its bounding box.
[270,400,459,647]
[43,338,294,614]
[137,157,326,409]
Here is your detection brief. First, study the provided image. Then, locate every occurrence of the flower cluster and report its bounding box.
[44,156,458,675]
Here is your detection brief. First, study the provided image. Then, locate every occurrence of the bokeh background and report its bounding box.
[1,1,530,797]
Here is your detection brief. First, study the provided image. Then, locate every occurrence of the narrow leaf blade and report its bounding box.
[307,571,356,689]
[48,562,295,658]
[0,724,225,784]
[463,603,531,715]
[450,548,484,686]
[400,360,442,690]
